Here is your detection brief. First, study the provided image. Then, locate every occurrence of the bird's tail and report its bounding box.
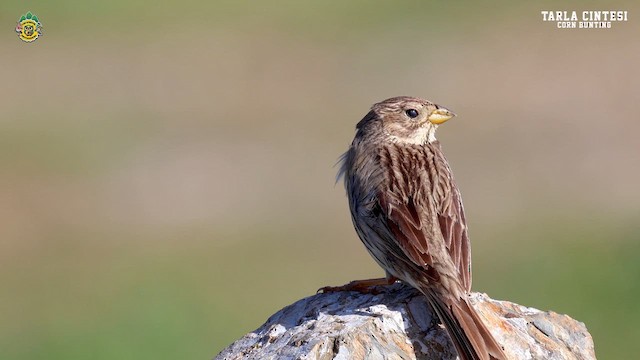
[425,291,507,360]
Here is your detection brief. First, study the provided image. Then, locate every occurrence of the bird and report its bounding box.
[325,96,507,360]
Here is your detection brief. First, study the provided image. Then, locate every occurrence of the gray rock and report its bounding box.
[215,283,595,360]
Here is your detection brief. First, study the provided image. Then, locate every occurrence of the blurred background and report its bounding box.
[1,1,638,359]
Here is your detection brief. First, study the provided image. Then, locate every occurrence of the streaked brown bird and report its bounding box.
[328,96,506,360]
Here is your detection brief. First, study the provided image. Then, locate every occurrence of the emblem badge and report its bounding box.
[16,12,42,43]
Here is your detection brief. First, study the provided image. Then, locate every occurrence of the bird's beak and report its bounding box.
[428,107,455,125]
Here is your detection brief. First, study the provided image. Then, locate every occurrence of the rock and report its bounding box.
[214,283,595,360]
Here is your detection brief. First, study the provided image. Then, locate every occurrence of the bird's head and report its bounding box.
[356,96,455,145]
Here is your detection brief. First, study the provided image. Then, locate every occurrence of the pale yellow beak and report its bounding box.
[428,107,455,125]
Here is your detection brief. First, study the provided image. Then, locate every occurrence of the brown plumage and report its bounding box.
[338,96,506,360]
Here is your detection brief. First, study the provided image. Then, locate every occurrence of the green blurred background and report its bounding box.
[1,1,638,359]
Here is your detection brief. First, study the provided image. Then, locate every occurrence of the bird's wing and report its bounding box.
[375,144,472,291]
[376,191,444,284]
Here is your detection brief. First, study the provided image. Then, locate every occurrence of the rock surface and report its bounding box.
[214,283,595,360]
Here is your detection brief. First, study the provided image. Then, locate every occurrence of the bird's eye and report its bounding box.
[405,109,419,118]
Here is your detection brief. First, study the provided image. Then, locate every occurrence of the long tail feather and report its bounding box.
[425,291,506,360]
